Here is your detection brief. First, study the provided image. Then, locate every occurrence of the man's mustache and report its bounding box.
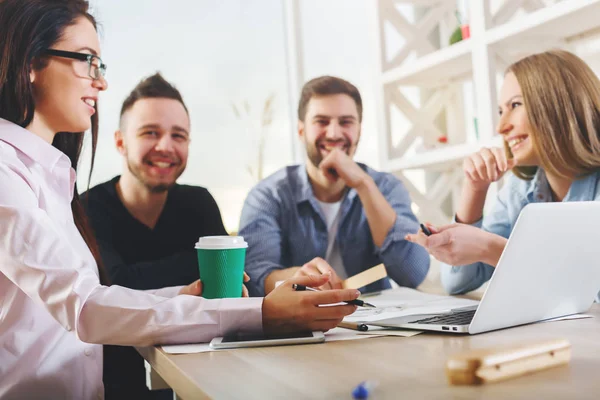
[316,139,351,148]
[143,154,181,164]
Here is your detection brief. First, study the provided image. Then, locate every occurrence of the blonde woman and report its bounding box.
[406,50,600,301]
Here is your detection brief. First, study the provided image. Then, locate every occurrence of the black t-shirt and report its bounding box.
[83,176,227,400]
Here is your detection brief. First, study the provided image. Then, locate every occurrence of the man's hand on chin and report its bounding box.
[319,149,369,189]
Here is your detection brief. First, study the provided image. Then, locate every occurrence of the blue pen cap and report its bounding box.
[352,381,377,399]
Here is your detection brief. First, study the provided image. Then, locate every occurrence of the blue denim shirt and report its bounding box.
[441,169,600,302]
[239,164,430,296]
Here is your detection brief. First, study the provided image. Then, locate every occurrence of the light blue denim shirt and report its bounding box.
[441,168,600,302]
[239,163,431,296]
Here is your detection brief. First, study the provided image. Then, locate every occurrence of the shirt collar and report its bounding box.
[527,167,600,202]
[564,170,600,202]
[295,165,314,205]
[0,118,69,171]
[527,168,550,202]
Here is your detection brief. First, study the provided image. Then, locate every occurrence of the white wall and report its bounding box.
[297,0,381,169]
[81,0,381,232]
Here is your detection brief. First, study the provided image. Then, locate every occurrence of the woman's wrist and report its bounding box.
[457,183,488,224]
[455,211,483,224]
[480,232,507,267]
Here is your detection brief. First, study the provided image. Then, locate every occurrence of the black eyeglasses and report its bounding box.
[43,49,107,80]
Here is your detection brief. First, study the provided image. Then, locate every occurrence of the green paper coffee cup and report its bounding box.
[195,236,248,299]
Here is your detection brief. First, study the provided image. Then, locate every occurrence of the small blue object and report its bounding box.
[352,381,376,399]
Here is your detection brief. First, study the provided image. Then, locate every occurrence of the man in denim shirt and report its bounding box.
[239,76,430,295]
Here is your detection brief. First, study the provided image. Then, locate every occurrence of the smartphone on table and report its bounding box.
[209,331,325,349]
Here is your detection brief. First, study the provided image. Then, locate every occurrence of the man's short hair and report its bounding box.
[119,73,188,125]
[297,76,363,122]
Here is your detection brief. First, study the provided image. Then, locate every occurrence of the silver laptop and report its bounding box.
[376,202,600,334]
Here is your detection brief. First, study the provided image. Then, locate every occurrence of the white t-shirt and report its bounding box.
[316,199,347,280]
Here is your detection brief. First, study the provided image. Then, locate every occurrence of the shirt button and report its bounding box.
[66,325,72,331]
[84,348,92,356]
[537,194,544,200]
[97,392,103,399]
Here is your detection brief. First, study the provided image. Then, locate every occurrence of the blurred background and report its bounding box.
[80,1,600,287]
[82,0,383,232]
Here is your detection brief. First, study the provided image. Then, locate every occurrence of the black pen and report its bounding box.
[420,223,432,236]
[338,321,369,331]
[292,284,376,308]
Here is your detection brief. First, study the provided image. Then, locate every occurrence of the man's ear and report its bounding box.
[298,120,305,140]
[354,126,361,147]
[115,130,126,155]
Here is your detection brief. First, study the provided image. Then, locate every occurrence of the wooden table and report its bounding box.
[138,303,600,399]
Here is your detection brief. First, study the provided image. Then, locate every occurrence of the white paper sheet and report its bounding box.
[348,288,594,326]
[161,327,379,354]
[541,314,593,323]
[160,289,592,355]
[345,287,479,323]
[161,313,591,354]
[161,343,213,354]
[356,326,423,337]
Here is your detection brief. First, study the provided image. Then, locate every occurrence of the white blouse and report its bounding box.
[0,119,263,399]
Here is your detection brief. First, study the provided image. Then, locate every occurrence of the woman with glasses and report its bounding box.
[0,1,359,398]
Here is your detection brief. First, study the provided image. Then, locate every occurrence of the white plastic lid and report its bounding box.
[194,236,248,250]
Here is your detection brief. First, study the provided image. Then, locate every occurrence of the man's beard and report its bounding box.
[305,138,353,168]
[126,156,184,193]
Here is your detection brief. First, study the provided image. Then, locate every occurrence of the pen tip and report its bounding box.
[365,303,376,308]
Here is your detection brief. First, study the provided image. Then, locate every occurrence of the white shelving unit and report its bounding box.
[381,38,473,87]
[487,0,600,49]
[386,135,503,171]
[374,0,600,224]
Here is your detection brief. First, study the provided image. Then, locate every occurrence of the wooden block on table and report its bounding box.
[446,339,571,385]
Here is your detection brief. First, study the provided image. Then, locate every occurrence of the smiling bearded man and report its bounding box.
[239,75,431,297]
[82,73,228,400]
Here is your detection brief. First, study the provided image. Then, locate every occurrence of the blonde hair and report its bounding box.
[505,50,600,180]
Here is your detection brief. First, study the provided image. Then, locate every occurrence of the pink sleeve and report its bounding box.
[144,286,184,298]
[0,165,263,347]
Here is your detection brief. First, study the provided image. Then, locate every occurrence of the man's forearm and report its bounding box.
[355,177,396,248]
[264,267,300,294]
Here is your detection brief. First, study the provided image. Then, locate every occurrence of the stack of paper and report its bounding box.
[345,287,479,325]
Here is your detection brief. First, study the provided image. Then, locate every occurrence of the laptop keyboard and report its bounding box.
[412,310,476,326]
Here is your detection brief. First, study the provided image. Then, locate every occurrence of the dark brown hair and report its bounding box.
[0,0,108,284]
[506,50,600,180]
[297,76,363,122]
[119,72,188,127]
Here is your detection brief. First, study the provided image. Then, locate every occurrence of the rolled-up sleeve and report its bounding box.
[239,185,285,296]
[375,176,430,288]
